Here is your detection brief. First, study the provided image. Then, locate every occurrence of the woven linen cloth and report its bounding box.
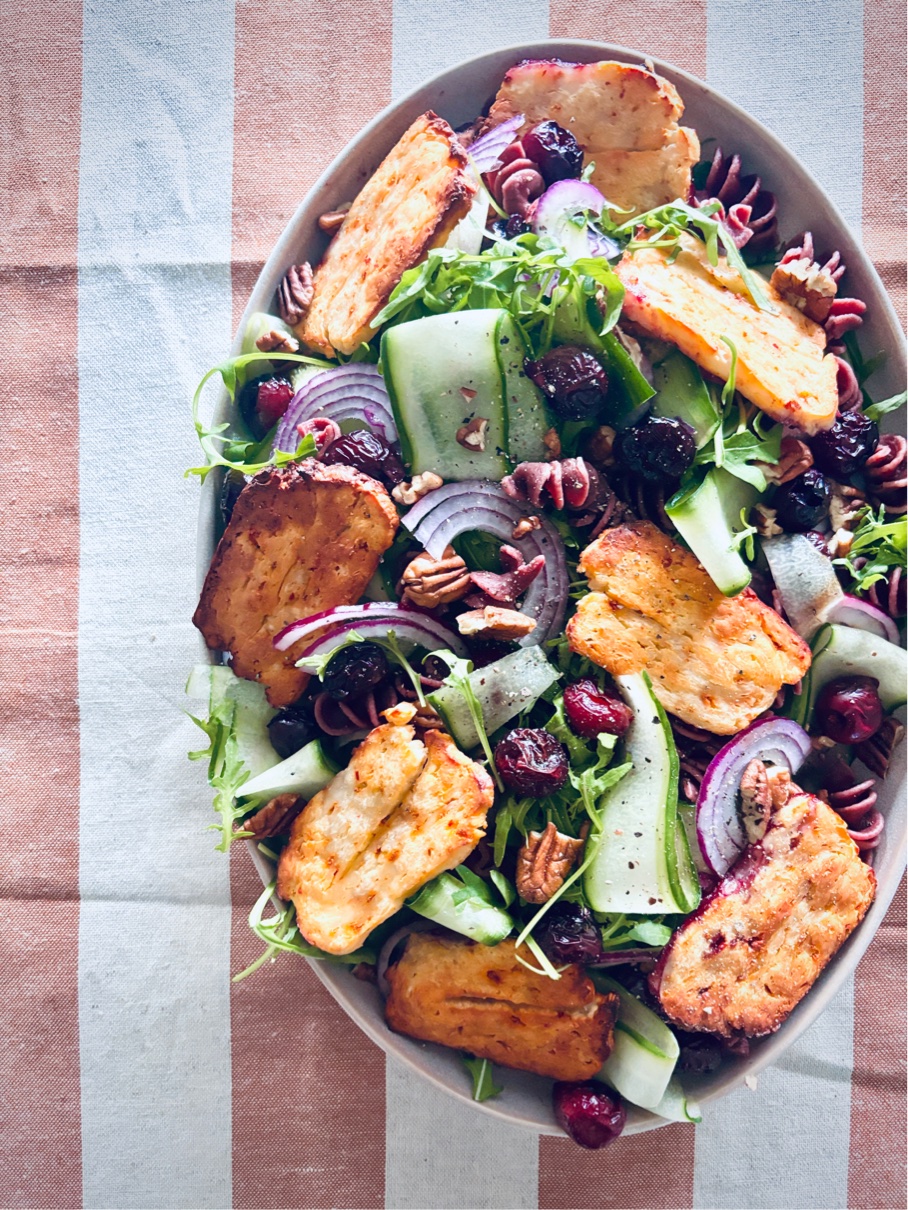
[1,2,905,1208]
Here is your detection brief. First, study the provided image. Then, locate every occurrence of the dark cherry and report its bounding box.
[536,903,603,965]
[814,675,883,744]
[563,678,633,739]
[553,1082,626,1150]
[810,410,880,477]
[616,417,696,482]
[525,347,609,420]
[322,641,390,701]
[268,702,317,758]
[494,727,569,798]
[237,373,295,438]
[773,469,831,532]
[522,121,584,184]
[320,430,406,486]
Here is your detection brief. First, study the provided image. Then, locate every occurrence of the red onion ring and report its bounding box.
[824,595,900,644]
[532,179,621,260]
[695,717,812,877]
[467,114,525,173]
[273,364,398,452]
[279,614,469,667]
[273,603,465,656]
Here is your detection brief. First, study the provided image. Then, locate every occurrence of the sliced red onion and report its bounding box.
[533,179,622,261]
[376,920,435,997]
[696,717,812,877]
[467,114,525,173]
[402,481,568,646]
[273,364,397,452]
[824,595,900,644]
[274,603,467,659]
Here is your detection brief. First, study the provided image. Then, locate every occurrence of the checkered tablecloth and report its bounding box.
[1,2,905,1207]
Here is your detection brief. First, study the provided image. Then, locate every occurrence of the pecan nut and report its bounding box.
[391,471,443,506]
[277,262,315,327]
[456,416,489,451]
[756,436,813,486]
[456,605,537,641]
[765,764,799,809]
[240,792,304,840]
[829,481,867,532]
[255,327,300,354]
[739,759,772,843]
[318,204,351,232]
[516,822,586,903]
[770,256,838,323]
[752,503,783,538]
[400,546,470,608]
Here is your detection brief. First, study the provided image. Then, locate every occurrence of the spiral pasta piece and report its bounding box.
[697,147,778,249]
[866,434,908,515]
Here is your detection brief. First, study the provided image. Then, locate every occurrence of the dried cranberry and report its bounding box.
[522,121,584,184]
[536,903,603,965]
[677,1032,723,1074]
[616,417,696,482]
[320,430,406,486]
[814,675,883,744]
[237,373,295,438]
[810,410,880,477]
[268,701,318,758]
[563,679,633,739]
[322,641,390,701]
[773,469,831,532]
[553,1082,626,1149]
[505,214,531,238]
[494,727,569,797]
[526,347,609,420]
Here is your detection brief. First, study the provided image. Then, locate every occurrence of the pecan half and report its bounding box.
[770,256,838,323]
[456,605,537,641]
[456,416,489,451]
[400,546,470,608]
[739,759,772,842]
[829,481,867,532]
[255,328,300,353]
[392,471,443,506]
[277,262,315,326]
[756,436,813,486]
[516,822,586,903]
[512,515,542,540]
[240,793,304,840]
[765,765,800,809]
[583,424,617,468]
[752,503,783,538]
[543,427,562,459]
[318,204,351,232]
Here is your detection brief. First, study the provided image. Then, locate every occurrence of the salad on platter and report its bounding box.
[187,57,907,1148]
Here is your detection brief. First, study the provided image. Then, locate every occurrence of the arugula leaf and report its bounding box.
[569,733,631,829]
[731,506,760,559]
[462,1055,504,1102]
[835,507,907,592]
[864,389,907,424]
[188,700,255,852]
[545,692,594,764]
[188,351,328,480]
[597,913,673,950]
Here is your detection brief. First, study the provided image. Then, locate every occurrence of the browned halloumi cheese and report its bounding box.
[616,233,839,433]
[193,461,398,707]
[277,722,494,954]
[298,112,476,356]
[567,521,811,734]
[385,933,619,1080]
[651,793,876,1037]
[481,59,699,216]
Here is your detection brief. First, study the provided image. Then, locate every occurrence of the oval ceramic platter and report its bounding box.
[196,39,907,1136]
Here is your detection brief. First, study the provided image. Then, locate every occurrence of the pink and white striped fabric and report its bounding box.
[1,2,904,1207]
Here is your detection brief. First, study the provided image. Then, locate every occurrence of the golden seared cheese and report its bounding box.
[616,233,839,433]
[651,793,876,1037]
[298,112,476,356]
[276,722,494,955]
[193,461,398,707]
[481,59,699,215]
[567,521,811,734]
[385,933,619,1080]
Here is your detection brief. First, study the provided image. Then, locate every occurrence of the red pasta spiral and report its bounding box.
[828,343,862,411]
[826,778,884,855]
[696,148,778,250]
[825,297,867,342]
[483,140,545,219]
[854,714,906,778]
[865,434,908,516]
[670,717,725,802]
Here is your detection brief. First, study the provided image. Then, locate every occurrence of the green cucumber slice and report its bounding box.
[651,1076,702,1123]
[495,312,551,463]
[650,349,720,448]
[584,673,699,916]
[237,738,337,803]
[600,331,656,427]
[241,310,297,355]
[666,467,758,596]
[382,310,510,480]
[592,973,680,1110]
[408,872,513,944]
[428,647,561,751]
[807,624,907,715]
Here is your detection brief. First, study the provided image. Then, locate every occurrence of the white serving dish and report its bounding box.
[196,40,907,1136]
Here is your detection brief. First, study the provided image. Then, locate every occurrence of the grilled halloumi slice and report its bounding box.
[616,232,839,433]
[298,112,476,357]
[277,722,494,955]
[481,59,699,215]
[651,792,876,1037]
[567,521,811,734]
[385,933,619,1081]
[193,461,399,707]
